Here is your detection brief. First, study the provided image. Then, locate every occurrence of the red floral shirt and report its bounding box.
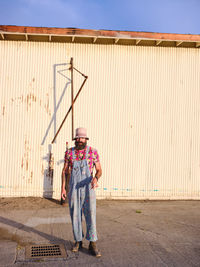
[64,146,100,174]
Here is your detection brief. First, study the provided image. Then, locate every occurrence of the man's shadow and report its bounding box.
[0,216,100,257]
[0,216,71,248]
[41,63,71,199]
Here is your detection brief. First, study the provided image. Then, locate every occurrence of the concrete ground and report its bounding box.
[0,198,200,267]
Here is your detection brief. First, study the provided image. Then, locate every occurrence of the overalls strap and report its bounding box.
[85,146,90,159]
[72,148,76,160]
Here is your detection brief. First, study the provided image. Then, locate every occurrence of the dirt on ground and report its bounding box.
[0,197,183,211]
[0,197,61,211]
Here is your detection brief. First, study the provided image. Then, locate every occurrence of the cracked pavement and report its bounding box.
[0,198,200,266]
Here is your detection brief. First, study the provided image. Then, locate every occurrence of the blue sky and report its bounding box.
[0,0,199,34]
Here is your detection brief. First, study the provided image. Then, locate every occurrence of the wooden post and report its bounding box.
[70,57,74,140]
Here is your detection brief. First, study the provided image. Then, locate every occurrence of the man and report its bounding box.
[61,127,102,257]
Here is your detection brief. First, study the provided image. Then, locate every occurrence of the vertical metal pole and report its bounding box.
[70,57,74,140]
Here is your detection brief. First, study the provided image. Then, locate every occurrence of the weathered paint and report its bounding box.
[0,40,200,199]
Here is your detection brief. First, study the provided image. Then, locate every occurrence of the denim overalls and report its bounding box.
[68,146,97,242]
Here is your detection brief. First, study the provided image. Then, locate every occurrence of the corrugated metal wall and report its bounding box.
[0,40,200,199]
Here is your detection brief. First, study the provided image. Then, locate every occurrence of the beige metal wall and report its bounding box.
[0,40,200,199]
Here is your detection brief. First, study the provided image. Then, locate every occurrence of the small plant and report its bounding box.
[136,210,142,213]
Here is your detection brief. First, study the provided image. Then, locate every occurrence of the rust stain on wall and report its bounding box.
[10,93,36,108]
[26,159,28,171]
[21,137,33,184]
[26,93,37,111]
[44,93,51,116]
[8,92,51,115]
[32,94,36,102]
[28,171,33,184]
[28,77,36,88]
[21,138,30,171]
[26,94,30,111]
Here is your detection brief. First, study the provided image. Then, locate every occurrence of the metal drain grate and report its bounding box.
[25,244,67,259]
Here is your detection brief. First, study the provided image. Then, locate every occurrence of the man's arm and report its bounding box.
[61,162,68,200]
[91,161,102,189]
[94,161,102,180]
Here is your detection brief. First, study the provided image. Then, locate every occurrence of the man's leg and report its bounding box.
[83,188,97,242]
[83,189,101,257]
[69,193,83,242]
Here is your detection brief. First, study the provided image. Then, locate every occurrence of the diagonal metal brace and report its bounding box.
[73,66,88,78]
[51,76,88,144]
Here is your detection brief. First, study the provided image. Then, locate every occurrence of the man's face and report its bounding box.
[75,138,87,150]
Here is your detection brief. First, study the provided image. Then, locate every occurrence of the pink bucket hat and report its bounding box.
[73,127,89,140]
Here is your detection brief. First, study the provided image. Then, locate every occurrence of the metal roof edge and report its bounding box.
[0,25,200,42]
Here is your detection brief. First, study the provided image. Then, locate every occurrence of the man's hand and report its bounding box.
[91,177,99,189]
[61,188,67,200]
[91,161,102,189]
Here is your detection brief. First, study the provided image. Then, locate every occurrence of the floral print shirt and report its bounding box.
[64,146,100,174]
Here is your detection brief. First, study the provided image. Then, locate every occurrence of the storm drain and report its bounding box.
[25,244,67,259]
